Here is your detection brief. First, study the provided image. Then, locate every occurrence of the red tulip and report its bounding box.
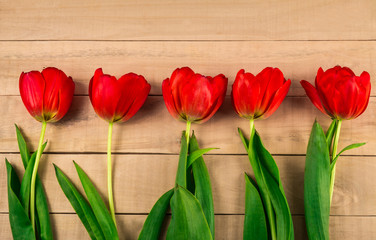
[89,68,151,123]
[19,67,75,122]
[162,67,228,123]
[301,66,371,120]
[231,68,291,120]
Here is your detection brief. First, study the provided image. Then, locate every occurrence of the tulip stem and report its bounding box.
[186,121,191,146]
[330,119,342,205]
[30,121,47,233]
[107,122,117,227]
[249,118,255,143]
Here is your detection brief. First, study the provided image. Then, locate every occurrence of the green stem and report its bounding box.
[107,122,117,227]
[186,121,191,147]
[330,119,342,205]
[249,119,276,240]
[30,121,47,232]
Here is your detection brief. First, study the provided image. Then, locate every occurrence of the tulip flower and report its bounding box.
[139,67,227,239]
[301,66,370,240]
[89,68,150,226]
[17,67,74,233]
[232,68,291,121]
[301,66,371,120]
[232,68,293,240]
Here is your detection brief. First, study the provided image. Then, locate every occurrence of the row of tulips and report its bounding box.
[6,65,370,240]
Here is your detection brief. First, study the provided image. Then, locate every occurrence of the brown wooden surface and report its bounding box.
[1,0,375,239]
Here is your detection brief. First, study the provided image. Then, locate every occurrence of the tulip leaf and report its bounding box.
[138,188,174,240]
[15,124,31,168]
[330,142,366,171]
[175,131,188,188]
[304,121,330,240]
[189,132,215,238]
[166,186,212,240]
[6,159,36,240]
[238,128,249,150]
[19,143,47,217]
[243,173,268,240]
[325,119,337,147]
[187,148,217,168]
[35,176,53,240]
[74,161,119,240]
[54,164,105,240]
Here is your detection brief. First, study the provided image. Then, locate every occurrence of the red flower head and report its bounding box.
[89,68,151,123]
[162,67,228,123]
[301,66,371,120]
[19,67,75,122]
[231,68,291,120]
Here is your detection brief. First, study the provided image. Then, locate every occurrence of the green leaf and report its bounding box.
[15,124,31,168]
[330,142,366,171]
[238,128,249,150]
[138,188,174,240]
[19,142,47,217]
[325,120,337,151]
[54,164,105,240]
[189,132,215,238]
[304,121,330,240]
[243,174,268,240]
[6,159,36,240]
[74,161,119,240]
[166,186,212,240]
[175,131,188,188]
[35,177,53,240]
[186,148,217,168]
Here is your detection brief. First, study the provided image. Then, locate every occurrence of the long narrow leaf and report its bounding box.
[19,143,47,216]
[74,161,119,240]
[304,121,330,240]
[325,119,336,147]
[35,177,53,240]
[186,148,217,168]
[175,131,188,188]
[166,186,212,240]
[330,142,366,171]
[6,159,36,240]
[15,124,31,168]
[54,164,105,240]
[138,188,174,240]
[243,174,268,240]
[189,132,215,238]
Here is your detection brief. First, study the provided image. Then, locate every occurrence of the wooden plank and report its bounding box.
[1,214,375,239]
[0,96,374,155]
[0,41,375,96]
[0,0,375,41]
[1,154,375,215]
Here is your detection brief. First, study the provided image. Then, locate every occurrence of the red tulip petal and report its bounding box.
[233,71,260,118]
[89,68,103,103]
[162,78,182,121]
[115,73,150,122]
[354,71,371,118]
[262,79,291,119]
[90,72,121,122]
[41,67,66,119]
[301,80,328,116]
[53,76,75,122]
[258,68,285,113]
[19,71,45,121]
[180,74,212,122]
[170,67,195,112]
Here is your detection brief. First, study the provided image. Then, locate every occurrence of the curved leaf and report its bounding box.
[243,174,268,240]
[166,186,212,240]
[54,164,105,240]
[138,188,174,240]
[187,148,217,168]
[6,159,36,240]
[74,161,119,240]
[15,124,31,168]
[189,132,215,238]
[330,142,366,171]
[304,121,330,240]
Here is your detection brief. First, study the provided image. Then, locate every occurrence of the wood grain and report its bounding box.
[1,154,374,215]
[1,0,375,41]
[0,41,375,96]
[1,214,375,240]
[0,96,374,155]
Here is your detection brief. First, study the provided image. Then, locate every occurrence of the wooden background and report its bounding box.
[0,0,375,239]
